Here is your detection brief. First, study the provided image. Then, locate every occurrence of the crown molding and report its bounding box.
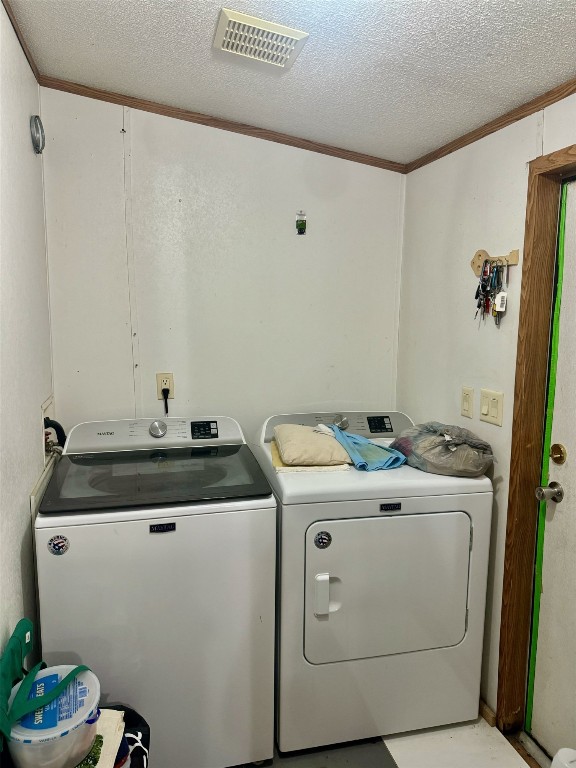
[2,0,39,78]
[406,76,576,173]
[36,74,407,173]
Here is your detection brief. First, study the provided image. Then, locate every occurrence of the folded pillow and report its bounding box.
[273,423,351,466]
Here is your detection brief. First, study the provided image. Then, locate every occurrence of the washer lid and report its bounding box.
[39,445,272,513]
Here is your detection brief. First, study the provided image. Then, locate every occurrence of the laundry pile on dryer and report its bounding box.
[271,421,406,471]
[270,417,493,476]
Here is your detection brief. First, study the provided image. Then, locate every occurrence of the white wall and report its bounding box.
[0,5,52,648]
[41,89,405,438]
[398,115,543,709]
[38,80,576,717]
[41,92,134,425]
[398,98,576,711]
[542,92,576,155]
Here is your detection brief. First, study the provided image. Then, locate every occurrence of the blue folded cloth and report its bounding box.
[329,425,407,471]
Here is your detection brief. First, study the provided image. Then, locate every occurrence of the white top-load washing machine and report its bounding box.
[252,411,493,753]
[35,417,276,768]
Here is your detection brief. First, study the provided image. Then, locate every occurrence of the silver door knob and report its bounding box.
[149,420,167,438]
[535,481,564,503]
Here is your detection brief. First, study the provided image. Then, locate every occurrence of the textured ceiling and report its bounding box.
[9,0,576,164]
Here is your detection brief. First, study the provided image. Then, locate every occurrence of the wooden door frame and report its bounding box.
[497,144,576,731]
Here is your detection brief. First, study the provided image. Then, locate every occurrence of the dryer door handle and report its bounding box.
[314,573,330,616]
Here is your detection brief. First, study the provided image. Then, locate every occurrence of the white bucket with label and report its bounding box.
[8,665,100,768]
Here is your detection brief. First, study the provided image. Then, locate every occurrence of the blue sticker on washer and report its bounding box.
[47,535,70,555]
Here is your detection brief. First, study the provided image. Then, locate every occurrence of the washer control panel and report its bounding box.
[65,417,242,453]
[191,420,219,440]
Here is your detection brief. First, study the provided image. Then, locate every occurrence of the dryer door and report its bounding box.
[304,512,471,664]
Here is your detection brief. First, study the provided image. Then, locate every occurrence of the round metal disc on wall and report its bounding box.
[30,115,45,154]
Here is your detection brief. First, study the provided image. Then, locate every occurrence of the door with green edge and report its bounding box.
[525,180,576,754]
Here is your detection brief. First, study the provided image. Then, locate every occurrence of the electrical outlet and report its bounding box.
[156,373,174,399]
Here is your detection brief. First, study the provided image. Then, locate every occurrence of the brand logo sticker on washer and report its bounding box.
[47,535,70,555]
[314,531,332,549]
[150,523,176,534]
[380,503,401,512]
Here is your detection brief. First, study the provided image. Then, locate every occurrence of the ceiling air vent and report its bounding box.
[213,8,309,70]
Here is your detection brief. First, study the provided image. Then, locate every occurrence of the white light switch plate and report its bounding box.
[461,387,474,419]
[480,389,504,426]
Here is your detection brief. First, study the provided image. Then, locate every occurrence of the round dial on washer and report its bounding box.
[149,420,168,438]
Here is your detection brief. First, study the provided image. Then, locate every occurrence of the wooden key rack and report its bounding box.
[470,249,519,277]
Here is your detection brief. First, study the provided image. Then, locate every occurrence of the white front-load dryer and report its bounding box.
[252,412,493,752]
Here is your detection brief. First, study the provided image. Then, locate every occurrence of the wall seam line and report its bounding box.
[393,174,407,409]
[122,106,140,418]
[38,85,56,419]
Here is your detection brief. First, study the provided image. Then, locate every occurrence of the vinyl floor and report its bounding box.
[271,719,531,768]
[384,718,529,768]
[274,739,398,768]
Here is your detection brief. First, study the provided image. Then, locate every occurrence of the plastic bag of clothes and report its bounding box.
[390,422,493,477]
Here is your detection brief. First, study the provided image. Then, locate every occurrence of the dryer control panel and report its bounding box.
[366,415,393,433]
[261,411,414,443]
